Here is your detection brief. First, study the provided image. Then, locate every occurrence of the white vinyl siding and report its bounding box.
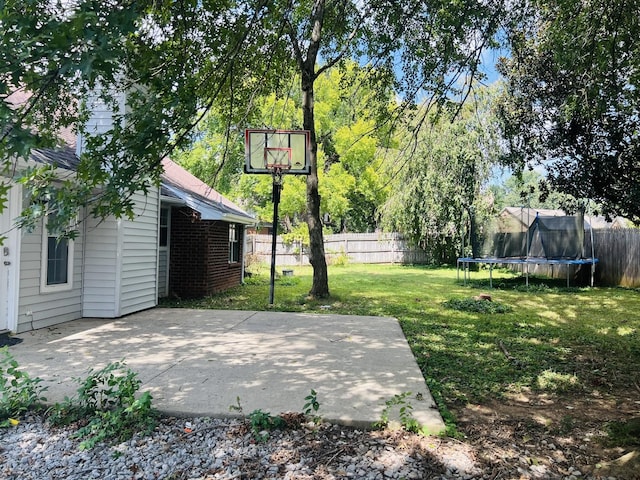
[82,215,120,317]
[119,189,159,315]
[82,189,159,317]
[76,88,125,157]
[17,219,84,333]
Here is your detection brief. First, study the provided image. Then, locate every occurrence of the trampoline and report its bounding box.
[458,210,599,287]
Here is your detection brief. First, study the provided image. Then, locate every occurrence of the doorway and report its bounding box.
[0,184,21,332]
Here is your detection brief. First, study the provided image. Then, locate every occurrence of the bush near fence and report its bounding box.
[246,229,640,287]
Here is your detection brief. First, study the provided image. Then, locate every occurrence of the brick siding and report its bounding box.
[169,207,243,298]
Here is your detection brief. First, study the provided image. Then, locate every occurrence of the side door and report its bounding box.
[0,184,20,332]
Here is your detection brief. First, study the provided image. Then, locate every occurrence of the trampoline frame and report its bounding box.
[456,256,599,288]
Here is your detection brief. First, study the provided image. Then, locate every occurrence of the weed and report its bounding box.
[328,248,349,266]
[302,389,321,423]
[229,396,243,414]
[0,347,47,427]
[243,274,269,286]
[554,415,576,435]
[375,392,420,433]
[248,409,286,442]
[513,283,552,293]
[48,361,156,449]
[442,298,513,314]
[303,389,320,415]
[535,369,582,393]
[605,417,640,447]
[277,276,300,287]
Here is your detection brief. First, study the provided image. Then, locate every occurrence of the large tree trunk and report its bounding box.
[302,69,329,298]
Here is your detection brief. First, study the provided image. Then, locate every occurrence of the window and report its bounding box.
[229,223,240,263]
[159,207,169,247]
[41,222,74,293]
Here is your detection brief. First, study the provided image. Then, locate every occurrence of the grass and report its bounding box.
[161,264,640,430]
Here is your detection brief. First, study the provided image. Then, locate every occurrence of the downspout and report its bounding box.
[81,206,88,317]
[155,189,160,303]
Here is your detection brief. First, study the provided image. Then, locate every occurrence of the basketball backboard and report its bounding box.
[245,129,311,175]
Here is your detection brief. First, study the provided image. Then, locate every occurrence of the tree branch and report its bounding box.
[315,7,366,77]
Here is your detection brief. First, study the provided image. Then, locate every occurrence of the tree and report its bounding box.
[268,0,504,296]
[178,64,389,236]
[382,87,501,262]
[497,0,640,222]
[489,169,571,211]
[2,0,300,236]
[2,0,504,297]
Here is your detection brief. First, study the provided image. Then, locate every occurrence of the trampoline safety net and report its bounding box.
[484,211,585,260]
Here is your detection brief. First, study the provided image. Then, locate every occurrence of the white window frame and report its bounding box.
[40,221,74,293]
[229,223,239,263]
[159,206,170,248]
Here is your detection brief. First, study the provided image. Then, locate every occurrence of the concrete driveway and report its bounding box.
[8,308,445,433]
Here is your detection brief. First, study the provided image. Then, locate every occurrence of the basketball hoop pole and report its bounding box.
[268,169,284,305]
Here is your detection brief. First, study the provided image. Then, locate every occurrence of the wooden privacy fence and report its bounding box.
[591,229,640,287]
[246,232,429,266]
[246,229,640,287]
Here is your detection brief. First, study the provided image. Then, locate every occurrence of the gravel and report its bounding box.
[0,414,479,480]
[0,414,619,479]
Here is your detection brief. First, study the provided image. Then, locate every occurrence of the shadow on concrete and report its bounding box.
[10,308,445,432]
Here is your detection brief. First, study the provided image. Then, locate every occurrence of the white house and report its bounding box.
[0,91,254,334]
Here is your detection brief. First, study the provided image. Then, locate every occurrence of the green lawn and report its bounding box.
[162,264,640,430]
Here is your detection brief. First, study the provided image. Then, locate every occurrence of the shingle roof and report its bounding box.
[6,88,80,170]
[30,146,79,171]
[160,158,254,224]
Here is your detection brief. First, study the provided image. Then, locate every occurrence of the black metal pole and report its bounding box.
[269,175,282,305]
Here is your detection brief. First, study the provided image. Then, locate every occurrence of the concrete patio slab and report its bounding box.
[8,308,445,433]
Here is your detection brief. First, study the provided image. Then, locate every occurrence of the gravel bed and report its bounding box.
[0,414,619,479]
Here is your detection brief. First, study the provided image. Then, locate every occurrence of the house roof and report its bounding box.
[10,120,254,225]
[7,89,80,171]
[160,158,255,225]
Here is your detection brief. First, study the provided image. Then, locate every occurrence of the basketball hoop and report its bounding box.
[245,129,311,175]
[244,129,311,305]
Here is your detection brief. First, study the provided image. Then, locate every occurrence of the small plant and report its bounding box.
[329,248,349,267]
[442,297,513,314]
[375,391,420,433]
[605,417,640,447]
[243,274,269,286]
[302,389,321,422]
[248,409,286,442]
[277,276,300,287]
[229,396,243,414]
[536,369,582,393]
[48,360,156,449]
[1,347,47,427]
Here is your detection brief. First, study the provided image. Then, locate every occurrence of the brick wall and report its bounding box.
[169,207,243,298]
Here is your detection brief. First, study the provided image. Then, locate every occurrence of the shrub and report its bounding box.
[48,360,156,449]
[0,347,47,427]
[442,298,513,314]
